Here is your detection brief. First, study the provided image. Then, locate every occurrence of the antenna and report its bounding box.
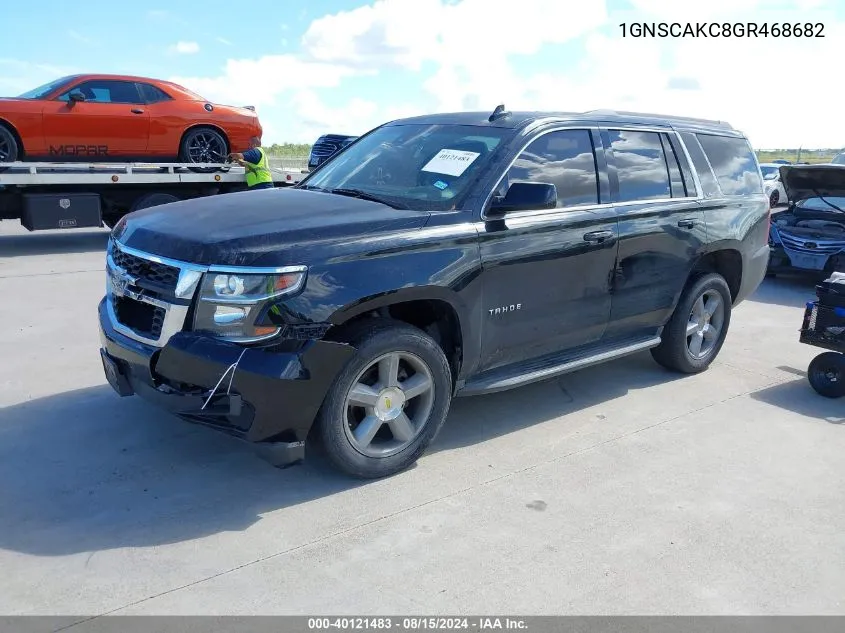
[488,104,510,122]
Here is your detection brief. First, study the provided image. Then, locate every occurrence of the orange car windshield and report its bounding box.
[17,75,79,100]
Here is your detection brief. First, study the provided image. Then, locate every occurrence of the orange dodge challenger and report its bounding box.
[0,74,262,165]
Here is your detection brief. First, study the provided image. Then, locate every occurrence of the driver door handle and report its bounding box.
[583,230,614,243]
[131,108,144,114]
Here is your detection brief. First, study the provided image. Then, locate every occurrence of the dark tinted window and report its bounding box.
[139,83,172,103]
[679,132,720,198]
[58,80,143,104]
[608,130,672,202]
[696,134,763,196]
[665,133,697,197]
[659,133,686,198]
[506,129,599,208]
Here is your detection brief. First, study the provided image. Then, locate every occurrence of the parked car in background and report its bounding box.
[307,134,357,170]
[99,107,770,478]
[0,74,262,166]
[771,159,792,165]
[760,162,788,207]
[769,164,845,274]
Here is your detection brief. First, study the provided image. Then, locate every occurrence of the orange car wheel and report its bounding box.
[0,124,19,166]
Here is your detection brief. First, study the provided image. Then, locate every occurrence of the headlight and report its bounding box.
[193,267,307,342]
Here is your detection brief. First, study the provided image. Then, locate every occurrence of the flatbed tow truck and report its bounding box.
[0,161,305,232]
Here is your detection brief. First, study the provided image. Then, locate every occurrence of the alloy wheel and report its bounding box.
[343,351,435,458]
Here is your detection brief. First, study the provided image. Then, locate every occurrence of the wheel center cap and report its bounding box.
[375,387,406,421]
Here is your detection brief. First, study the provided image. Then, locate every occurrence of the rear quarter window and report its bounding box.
[679,132,721,198]
[696,134,763,196]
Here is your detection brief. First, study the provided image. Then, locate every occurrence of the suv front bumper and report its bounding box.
[97,298,353,461]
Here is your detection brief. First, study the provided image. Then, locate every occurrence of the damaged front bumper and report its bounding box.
[98,298,354,465]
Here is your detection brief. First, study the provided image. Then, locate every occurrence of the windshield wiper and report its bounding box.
[328,188,409,210]
[812,188,845,213]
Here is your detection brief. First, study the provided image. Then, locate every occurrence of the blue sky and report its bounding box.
[2,0,843,147]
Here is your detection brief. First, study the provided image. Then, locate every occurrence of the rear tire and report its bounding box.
[651,273,733,374]
[179,127,228,173]
[808,352,845,398]
[317,320,452,478]
[0,124,19,172]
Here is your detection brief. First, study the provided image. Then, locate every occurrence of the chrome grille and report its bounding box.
[111,246,180,290]
[777,230,845,255]
[106,240,205,348]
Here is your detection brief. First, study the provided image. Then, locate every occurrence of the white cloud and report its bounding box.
[215,37,233,46]
[171,41,200,55]
[162,0,844,148]
[67,30,93,45]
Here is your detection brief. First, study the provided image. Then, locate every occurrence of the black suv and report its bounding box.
[307,134,358,170]
[99,107,771,478]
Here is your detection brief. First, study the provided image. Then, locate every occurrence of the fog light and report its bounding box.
[213,305,249,325]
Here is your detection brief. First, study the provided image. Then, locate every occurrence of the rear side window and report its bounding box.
[506,129,599,208]
[679,132,721,198]
[608,129,671,202]
[696,134,763,196]
[139,83,172,103]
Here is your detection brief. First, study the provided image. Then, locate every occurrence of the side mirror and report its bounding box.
[489,181,557,214]
[68,91,86,104]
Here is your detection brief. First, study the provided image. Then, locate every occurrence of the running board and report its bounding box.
[458,336,662,397]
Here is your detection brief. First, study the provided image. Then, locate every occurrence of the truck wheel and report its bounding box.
[807,352,845,398]
[317,321,452,478]
[0,124,19,172]
[651,273,732,374]
[130,193,180,213]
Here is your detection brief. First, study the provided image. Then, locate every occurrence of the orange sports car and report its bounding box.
[0,73,262,165]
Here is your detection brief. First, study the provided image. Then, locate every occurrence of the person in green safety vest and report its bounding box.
[228,136,274,190]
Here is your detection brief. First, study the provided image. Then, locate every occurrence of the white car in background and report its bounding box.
[760,162,787,207]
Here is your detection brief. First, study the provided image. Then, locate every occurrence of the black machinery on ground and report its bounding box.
[800,272,845,397]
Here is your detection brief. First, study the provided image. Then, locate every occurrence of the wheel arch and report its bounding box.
[0,117,25,158]
[691,248,743,303]
[325,288,468,388]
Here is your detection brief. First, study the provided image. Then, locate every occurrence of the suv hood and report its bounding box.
[116,188,430,267]
[780,164,845,204]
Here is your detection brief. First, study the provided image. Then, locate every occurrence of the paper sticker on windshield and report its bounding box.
[421,149,480,177]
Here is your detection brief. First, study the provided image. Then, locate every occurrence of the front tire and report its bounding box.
[0,124,19,172]
[769,190,780,207]
[317,321,453,478]
[808,352,845,398]
[651,273,732,374]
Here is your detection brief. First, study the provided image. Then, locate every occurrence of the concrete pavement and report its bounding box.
[1,222,843,618]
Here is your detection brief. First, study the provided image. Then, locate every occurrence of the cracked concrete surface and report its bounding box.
[1,224,844,620]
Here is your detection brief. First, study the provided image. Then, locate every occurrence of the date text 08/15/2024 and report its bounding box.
[307,618,528,630]
[619,22,825,38]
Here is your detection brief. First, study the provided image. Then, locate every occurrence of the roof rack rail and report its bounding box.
[582,109,734,129]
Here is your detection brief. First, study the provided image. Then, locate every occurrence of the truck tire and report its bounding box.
[130,193,180,212]
[651,273,732,374]
[317,320,452,478]
[0,124,19,172]
[807,352,845,398]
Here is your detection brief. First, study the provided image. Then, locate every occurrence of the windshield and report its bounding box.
[299,123,511,211]
[16,75,79,99]
[832,153,845,165]
[796,196,845,212]
[760,165,779,179]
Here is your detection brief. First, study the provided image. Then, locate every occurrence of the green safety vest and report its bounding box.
[244,147,273,187]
